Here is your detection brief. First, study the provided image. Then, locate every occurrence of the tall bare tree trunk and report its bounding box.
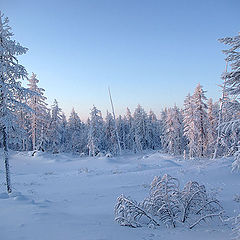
[3,126,11,193]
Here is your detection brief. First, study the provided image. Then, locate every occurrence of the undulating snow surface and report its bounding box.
[0,151,238,240]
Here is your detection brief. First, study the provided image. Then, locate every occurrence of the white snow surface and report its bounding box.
[0,150,238,240]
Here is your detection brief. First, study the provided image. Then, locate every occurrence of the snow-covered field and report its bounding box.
[0,151,238,240]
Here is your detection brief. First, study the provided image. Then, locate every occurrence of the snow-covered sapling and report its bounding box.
[115,174,224,230]
[115,194,160,228]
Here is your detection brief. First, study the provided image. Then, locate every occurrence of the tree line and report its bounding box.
[0,11,240,191]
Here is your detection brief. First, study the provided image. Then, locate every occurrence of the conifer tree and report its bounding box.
[48,99,63,153]
[133,105,148,152]
[105,111,119,155]
[219,33,240,167]
[192,84,209,157]
[67,108,87,153]
[183,94,197,158]
[88,106,105,156]
[163,106,184,155]
[116,115,127,151]
[27,73,48,151]
[125,108,135,151]
[147,110,161,150]
[207,98,218,157]
[60,113,68,152]
[0,12,32,193]
[160,108,168,152]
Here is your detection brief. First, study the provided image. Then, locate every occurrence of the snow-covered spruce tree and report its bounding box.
[219,33,240,100]
[133,105,148,152]
[66,108,81,153]
[162,106,184,155]
[147,110,161,150]
[183,85,209,158]
[183,94,198,158]
[8,92,30,151]
[220,99,240,157]
[60,112,68,152]
[88,105,105,156]
[125,108,135,152]
[215,79,240,158]
[47,99,63,153]
[105,111,119,155]
[116,115,127,151]
[67,108,87,154]
[0,12,32,193]
[159,108,168,152]
[219,33,240,170]
[27,73,49,152]
[192,84,209,158]
[207,98,218,157]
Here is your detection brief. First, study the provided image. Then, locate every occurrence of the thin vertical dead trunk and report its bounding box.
[3,126,11,193]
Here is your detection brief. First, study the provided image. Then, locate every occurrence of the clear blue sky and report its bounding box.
[1,0,239,120]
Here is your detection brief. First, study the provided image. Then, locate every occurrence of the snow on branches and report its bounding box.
[232,214,240,240]
[115,174,223,229]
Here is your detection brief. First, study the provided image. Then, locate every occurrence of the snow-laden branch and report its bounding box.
[114,174,224,230]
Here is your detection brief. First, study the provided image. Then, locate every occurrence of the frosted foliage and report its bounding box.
[27,73,48,151]
[133,105,148,152]
[143,174,181,228]
[162,106,184,155]
[47,99,63,153]
[219,33,240,97]
[66,108,88,154]
[88,106,105,156]
[183,85,209,158]
[0,11,33,193]
[147,110,161,150]
[219,33,240,163]
[0,12,31,133]
[105,111,119,155]
[233,214,240,240]
[232,151,240,172]
[115,174,223,229]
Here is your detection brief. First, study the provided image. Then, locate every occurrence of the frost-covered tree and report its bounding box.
[88,106,105,156]
[219,33,240,168]
[192,84,209,157]
[147,110,161,150]
[60,113,68,152]
[183,94,197,158]
[105,111,119,155]
[219,33,240,99]
[133,105,148,152]
[162,106,184,155]
[0,12,32,193]
[207,98,218,156]
[125,108,135,151]
[183,85,209,158]
[47,99,63,153]
[27,73,48,151]
[116,115,127,151]
[67,108,87,154]
[9,93,30,151]
[160,108,168,151]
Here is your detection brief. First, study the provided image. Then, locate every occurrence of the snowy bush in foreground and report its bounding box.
[115,174,224,229]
